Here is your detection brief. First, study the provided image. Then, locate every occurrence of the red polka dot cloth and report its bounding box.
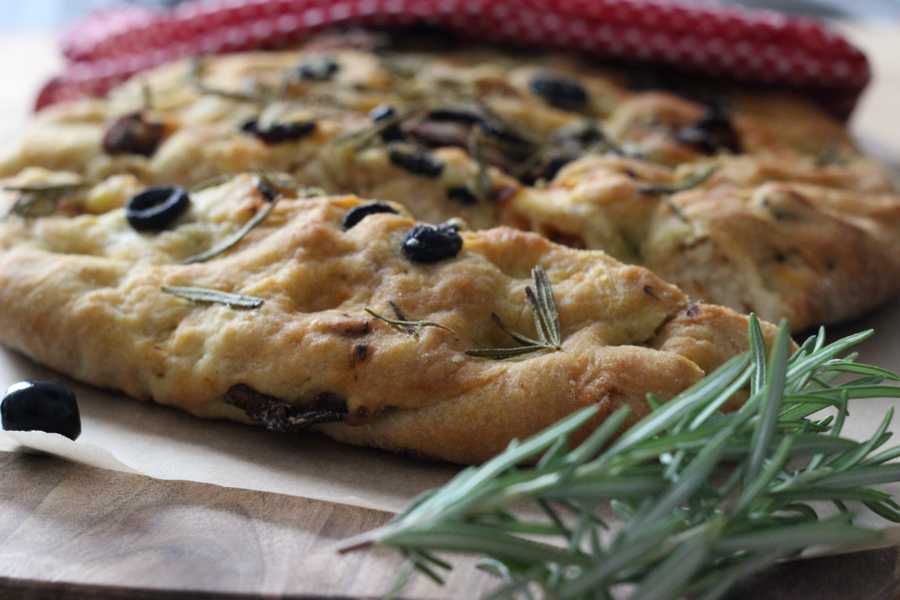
[37,0,870,120]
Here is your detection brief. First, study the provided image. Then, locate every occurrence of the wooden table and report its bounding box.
[1,22,900,600]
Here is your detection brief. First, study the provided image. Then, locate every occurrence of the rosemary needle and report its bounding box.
[365,307,456,338]
[342,321,900,599]
[161,285,263,309]
[467,266,562,360]
[638,165,717,195]
[3,182,86,218]
[182,176,279,264]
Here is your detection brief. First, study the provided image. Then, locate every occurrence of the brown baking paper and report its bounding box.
[1,300,899,520]
[0,346,457,512]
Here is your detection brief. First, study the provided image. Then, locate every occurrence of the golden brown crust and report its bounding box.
[1,37,898,331]
[0,176,775,463]
[0,32,886,462]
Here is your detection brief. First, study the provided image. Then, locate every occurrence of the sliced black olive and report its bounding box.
[241,119,316,145]
[446,186,478,205]
[673,107,742,155]
[427,108,484,125]
[102,112,165,157]
[1,381,81,441]
[126,186,190,232]
[520,154,575,186]
[479,119,532,149]
[529,75,589,111]
[370,105,396,122]
[370,105,404,142]
[256,177,279,202]
[388,145,445,178]
[225,385,347,432]
[401,223,463,263]
[296,56,340,81]
[342,202,398,230]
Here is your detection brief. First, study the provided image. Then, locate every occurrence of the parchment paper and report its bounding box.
[0,347,457,513]
[1,300,898,518]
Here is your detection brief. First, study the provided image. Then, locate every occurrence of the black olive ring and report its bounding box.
[342,202,398,231]
[126,186,191,232]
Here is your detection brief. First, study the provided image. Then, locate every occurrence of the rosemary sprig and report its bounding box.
[467,266,562,360]
[3,182,86,218]
[332,109,421,152]
[639,164,718,195]
[365,305,456,339]
[161,285,263,309]
[468,127,495,202]
[182,175,279,264]
[342,320,900,599]
[140,78,154,111]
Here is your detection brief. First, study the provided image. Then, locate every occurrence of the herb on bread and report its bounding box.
[639,165,718,195]
[467,266,562,360]
[161,285,264,309]
[468,128,495,202]
[3,182,86,218]
[365,305,455,339]
[182,175,279,264]
[188,57,268,104]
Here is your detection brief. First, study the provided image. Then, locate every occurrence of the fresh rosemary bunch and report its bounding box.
[339,319,900,599]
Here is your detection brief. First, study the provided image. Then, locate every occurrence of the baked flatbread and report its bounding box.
[2,32,898,331]
[0,174,774,463]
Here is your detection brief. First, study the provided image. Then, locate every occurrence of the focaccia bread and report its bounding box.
[0,174,773,463]
[2,31,898,331]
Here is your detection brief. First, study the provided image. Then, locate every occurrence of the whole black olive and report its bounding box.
[427,108,484,125]
[401,223,463,263]
[388,146,445,178]
[102,112,165,157]
[529,75,590,111]
[1,381,81,441]
[241,119,316,145]
[126,186,190,232]
[342,202,398,230]
[370,105,404,142]
[297,56,340,81]
[446,186,478,205]
[674,107,742,155]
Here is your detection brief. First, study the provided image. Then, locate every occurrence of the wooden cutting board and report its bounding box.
[1,451,899,599]
[1,23,900,600]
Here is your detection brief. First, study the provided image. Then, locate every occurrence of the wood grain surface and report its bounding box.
[1,450,899,599]
[1,20,900,600]
[0,451,496,598]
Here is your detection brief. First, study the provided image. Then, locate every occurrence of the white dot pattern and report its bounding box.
[38,0,870,120]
